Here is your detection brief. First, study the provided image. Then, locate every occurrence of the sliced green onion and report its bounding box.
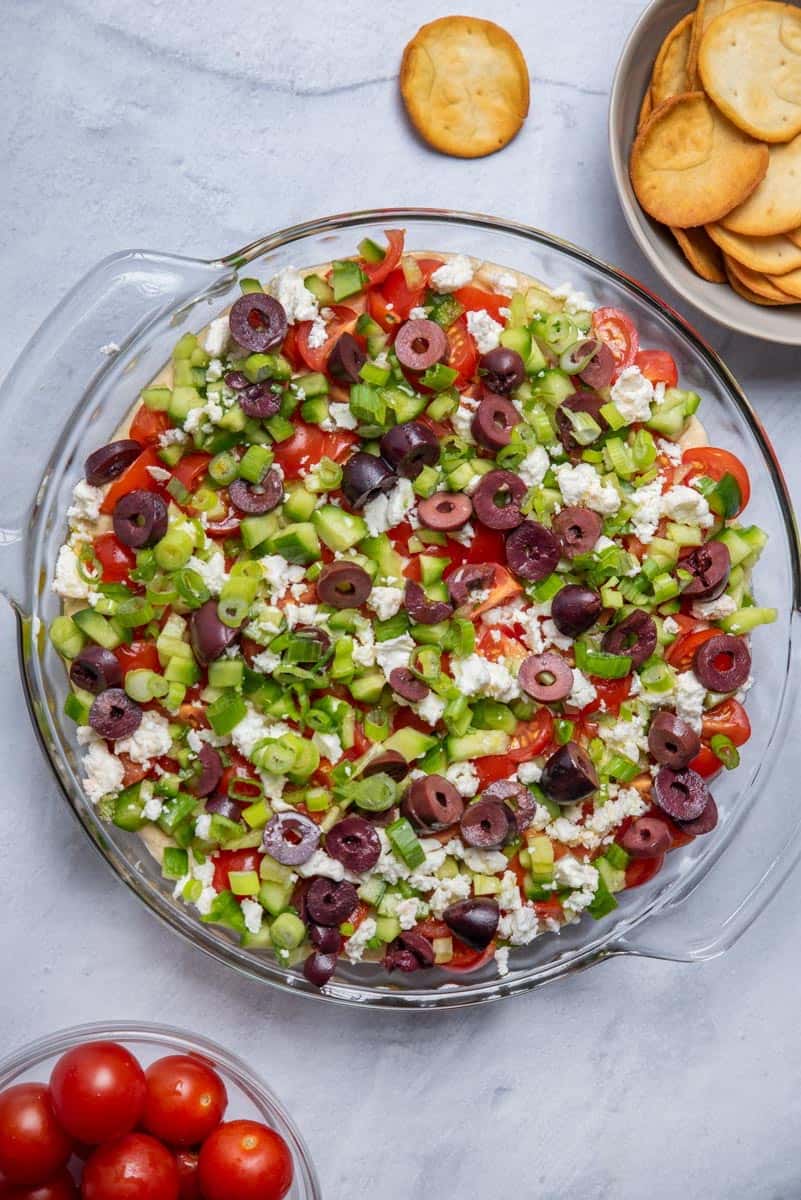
[575,641,632,679]
[206,692,247,736]
[387,816,425,869]
[710,733,740,770]
[345,773,397,813]
[209,451,240,486]
[420,362,458,392]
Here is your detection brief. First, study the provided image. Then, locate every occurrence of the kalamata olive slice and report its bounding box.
[460,799,514,849]
[262,812,321,866]
[471,396,521,450]
[305,877,358,926]
[383,931,435,973]
[555,392,607,455]
[394,319,448,371]
[647,711,701,769]
[443,897,500,950]
[228,470,283,515]
[310,924,343,954]
[653,766,710,821]
[480,347,525,395]
[551,506,603,558]
[363,750,409,782]
[447,563,496,607]
[505,520,560,582]
[325,816,381,873]
[621,816,672,859]
[578,340,615,390]
[551,584,602,639]
[88,688,142,740]
[316,561,372,609]
[379,421,440,479]
[693,634,751,692]
[675,795,719,835]
[292,625,332,665]
[519,652,574,702]
[84,439,142,486]
[204,794,242,822]
[404,579,453,625]
[482,779,536,834]
[224,370,249,390]
[327,332,366,384]
[680,541,731,602]
[471,470,526,531]
[189,599,239,665]
[403,774,464,832]
[341,451,397,509]
[389,667,429,703]
[418,492,473,532]
[188,743,223,798]
[303,951,338,988]
[69,646,123,695]
[540,741,598,804]
[238,383,282,420]
[112,490,168,549]
[602,609,657,669]
[229,293,287,352]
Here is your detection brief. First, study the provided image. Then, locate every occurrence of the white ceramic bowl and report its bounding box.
[608,0,801,345]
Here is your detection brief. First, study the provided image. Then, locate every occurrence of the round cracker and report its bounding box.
[400,16,529,158]
[687,0,754,84]
[706,222,801,273]
[725,259,795,302]
[724,253,796,299]
[652,14,694,108]
[630,92,769,228]
[699,2,801,144]
[672,226,728,282]
[720,133,801,235]
[771,264,801,298]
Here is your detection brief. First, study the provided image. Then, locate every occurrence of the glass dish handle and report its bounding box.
[613,609,801,962]
[0,249,234,610]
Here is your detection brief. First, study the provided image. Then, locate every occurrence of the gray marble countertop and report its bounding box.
[2,2,800,1197]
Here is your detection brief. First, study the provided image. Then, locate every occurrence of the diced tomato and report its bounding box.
[580,674,633,717]
[349,902,371,930]
[273,420,358,480]
[591,307,639,374]
[100,446,164,514]
[295,305,359,372]
[665,624,716,671]
[118,752,149,787]
[212,849,262,893]
[533,897,564,921]
[441,938,497,973]
[129,405,171,446]
[474,754,516,789]
[682,446,751,514]
[689,745,722,780]
[464,525,508,567]
[219,763,262,802]
[93,532,136,583]
[634,349,678,388]
[115,640,160,674]
[362,229,405,286]
[281,324,303,370]
[476,625,525,663]
[372,258,443,323]
[453,285,508,322]
[447,315,479,385]
[508,711,554,762]
[701,697,751,746]
[172,452,211,494]
[625,854,664,889]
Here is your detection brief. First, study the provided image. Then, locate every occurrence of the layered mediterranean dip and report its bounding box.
[51,230,774,986]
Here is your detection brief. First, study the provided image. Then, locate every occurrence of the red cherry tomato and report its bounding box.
[688,745,722,780]
[447,315,478,385]
[0,1084,72,1186]
[174,1153,200,1200]
[212,849,263,894]
[198,1120,293,1200]
[625,854,665,889]
[172,453,211,495]
[273,420,358,480]
[82,1133,179,1200]
[369,258,443,324]
[701,697,751,746]
[100,447,164,514]
[665,625,716,672]
[634,349,678,388]
[682,446,751,513]
[3,1169,78,1200]
[533,897,564,922]
[591,307,639,373]
[295,305,359,372]
[49,1041,146,1145]
[581,675,633,717]
[508,711,554,763]
[129,406,172,446]
[115,641,161,675]
[442,938,497,973]
[93,532,136,584]
[475,626,525,663]
[362,229,405,286]
[453,285,508,322]
[142,1056,227,1149]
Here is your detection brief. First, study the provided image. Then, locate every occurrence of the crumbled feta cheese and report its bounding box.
[408,306,428,319]
[82,742,125,804]
[352,624,376,669]
[241,898,264,935]
[158,427,187,447]
[53,544,93,599]
[326,402,358,431]
[661,485,713,528]
[67,480,103,527]
[251,649,281,673]
[629,479,663,545]
[663,616,680,637]
[517,761,542,785]
[517,446,550,489]
[481,266,518,296]
[143,794,163,822]
[599,711,647,765]
[451,521,475,548]
[267,267,319,324]
[451,396,478,442]
[415,692,446,728]
[363,478,416,536]
[463,846,510,875]
[206,357,223,382]
[567,669,597,712]
[428,873,472,917]
[117,711,173,764]
[395,897,424,931]
[259,555,306,601]
[495,946,511,976]
[297,850,348,882]
[204,317,229,356]
[657,438,683,465]
[552,282,594,314]
[344,917,377,963]
[555,463,621,515]
[610,366,654,424]
[554,854,598,891]
[231,705,291,760]
[466,309,503,354]
[285,603,326,628]
[306,313,328,349]
[195,887,218,916]
[498,905,539,945]
[195,814,213,840]
[542,618,572,652]
[100,342,120,356]
[675,671,707,732]
[584,787,647,841]
[146,466,172,483]
[186,549,228,596]
[451,654,520,702]
[313,731,343,763]
[691,594,737,621]
[367,585,404,621]
[430,255,474,293]
[375,634,415,682]
[445,761,480,798]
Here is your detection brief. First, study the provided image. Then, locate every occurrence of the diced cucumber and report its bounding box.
[168,386,203,422]
[358,875,387,907]
[72,608,123,650]
[258,879,295,917]
[270,911,306,950]
[268,523,321,565]
[348,670,386,704]
[375,915,401,943]
[313,504,368,552]
[446,730,510,762]
[596,856,626,895]
[359,533,405,581]
[304,274,335,304]
[382,727,438,762]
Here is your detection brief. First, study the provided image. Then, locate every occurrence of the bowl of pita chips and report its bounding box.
[610,0,801,344]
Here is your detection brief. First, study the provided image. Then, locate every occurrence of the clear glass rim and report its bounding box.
[0,1019,321,1197]
[12,207,801,1011]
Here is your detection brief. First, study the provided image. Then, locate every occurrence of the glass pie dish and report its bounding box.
[0,1020,321,1197]
[1,207,800,1010]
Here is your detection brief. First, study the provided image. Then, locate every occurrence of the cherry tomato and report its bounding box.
[49,1041,146,1145]
[198,1121,293,1200]
[174,1152,200,1200]
[442,938,497,973]
[100,447,164,514]
[476,626,525,663]
[508,711,554,763]
[115,641,161,675]
[273,420,358,480]
[701,698,751,746]
[665,625,716,672]
[0,1084,72,1186]
[634,349,678,388]
[682,446,751,513]
[3,1169,78,1199]
[142,1056,227,1149]
[129,406,171,446]
[370,258,443,324]
[591,307,639,373]
[82,1133,179,1200]
[295,305,359,373]
[93,532,136,584]
[362,229,405,285]
[447,315,478,385]
[533,897,564,922]
[474,754,517,789]
[689,745,722,780]
[453,285,508,322]
[625,854,664,889]
[172,453,211,495]
[464,525,507,568]
[213,849,262,894]
[581,675,633,717]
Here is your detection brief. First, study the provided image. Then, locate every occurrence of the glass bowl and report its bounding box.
[0,1020,321,1196]
[1,208,800,1010]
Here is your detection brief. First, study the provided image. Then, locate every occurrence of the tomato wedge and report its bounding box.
[682,446,751,514]
[581,675,632,717]
[213,849,262,894]
[592,307,639,374]
[115,640,160,674]
[273,420,358,480]
[172,452,211,494]
[665,625,716,672]
[508,711,554,762]
[362,229,405,286]
[93,532,136,583]
[100,446,164,514]
[635,349,678,388]
[689,745,722,780]
[453,286,508,322]
[129,405,171,446]
[701,697,751,746]
[447,315,478,385]
[625,854,664,889]
[295,304,359,372]
[372,258,443,324]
